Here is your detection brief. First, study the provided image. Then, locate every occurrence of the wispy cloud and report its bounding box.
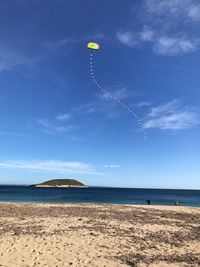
[137,101,152,108]
[117,31,199,55]
[140,28,155,42]
[153,36,199,56]
[72,102,97,115]
[34,106,95,137]
[117,28,155,48]
[55,113,71,121]
[95,86,138,119]
[0,160,101,175]
[45,33,105,52]
[99,86,136,101]
[116,32,139,47]
[104,164,121,168]
[117,0,200,56]
[34,85,138,137]
[0,47,39,72]
[37,118,73,134]
[144,99,200,130]
[145,0,200,22]
[72,85,138,120]
[44,37,77,52]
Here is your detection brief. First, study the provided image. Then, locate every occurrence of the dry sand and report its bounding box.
[0,203,199,267]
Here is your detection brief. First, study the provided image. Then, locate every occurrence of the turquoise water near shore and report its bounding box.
[0,186,199,207]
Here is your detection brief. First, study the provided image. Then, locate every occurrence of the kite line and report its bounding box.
[88,43,147,140]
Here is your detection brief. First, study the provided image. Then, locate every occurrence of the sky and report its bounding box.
[0,0,200,189]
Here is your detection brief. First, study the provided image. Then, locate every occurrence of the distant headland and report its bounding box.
[31,179,87,188]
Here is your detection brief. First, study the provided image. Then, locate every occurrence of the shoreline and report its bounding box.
[0,201,199,209]
[0,202,199,266]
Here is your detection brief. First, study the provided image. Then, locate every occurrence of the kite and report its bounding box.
[87,42,100,50]
[87,42,146,140]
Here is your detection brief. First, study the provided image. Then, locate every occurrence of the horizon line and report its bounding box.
[0,184,199,191]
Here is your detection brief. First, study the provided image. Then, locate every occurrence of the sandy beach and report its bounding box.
[0,203,199,267]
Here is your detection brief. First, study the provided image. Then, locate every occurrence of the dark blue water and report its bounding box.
[0,186,199,207]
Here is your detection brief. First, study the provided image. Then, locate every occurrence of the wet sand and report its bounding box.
[0,203,199,266]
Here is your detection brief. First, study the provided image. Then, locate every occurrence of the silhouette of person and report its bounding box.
[175,201,179,206]
[146,199,151,205]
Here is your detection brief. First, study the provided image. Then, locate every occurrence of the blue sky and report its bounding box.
[0,0,200,189]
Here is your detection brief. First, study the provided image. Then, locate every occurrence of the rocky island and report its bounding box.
[31,179,87,188]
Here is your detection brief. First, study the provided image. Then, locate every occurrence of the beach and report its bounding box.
[0,203,199,267]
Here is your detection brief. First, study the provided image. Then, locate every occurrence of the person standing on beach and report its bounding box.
[146,199,151,205]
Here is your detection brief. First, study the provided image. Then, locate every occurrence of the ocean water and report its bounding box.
[0,186,199,207]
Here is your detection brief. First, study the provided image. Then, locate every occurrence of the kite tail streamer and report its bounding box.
[89,52,147,140]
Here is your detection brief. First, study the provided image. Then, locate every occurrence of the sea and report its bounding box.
[0,186,199,207]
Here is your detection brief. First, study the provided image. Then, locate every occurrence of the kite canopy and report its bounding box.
[87,42,100,50]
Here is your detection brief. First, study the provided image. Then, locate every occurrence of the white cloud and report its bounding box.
[117,31,199,56]
[140,29,155,41]
[0,160,100,175]
[117,0,200,56]
[148,99,179,117]
[153,36,199,56]
[117,29,154,48]
[145,0,200,22]
[0,47,39,72]
[72,102,97,115]
[111,87,128,99]
[137,101,152,108]
[56,113,71,121]
[144,100,200,130]
[104,164,121,168]
[44,37,77,52]
[117,28,155,47]
[188,4,200,21]
[99,86,135,101]
[37,118,73,134]
[116,32,139,47]
[71,85,137,122]
[34,86,138,138]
